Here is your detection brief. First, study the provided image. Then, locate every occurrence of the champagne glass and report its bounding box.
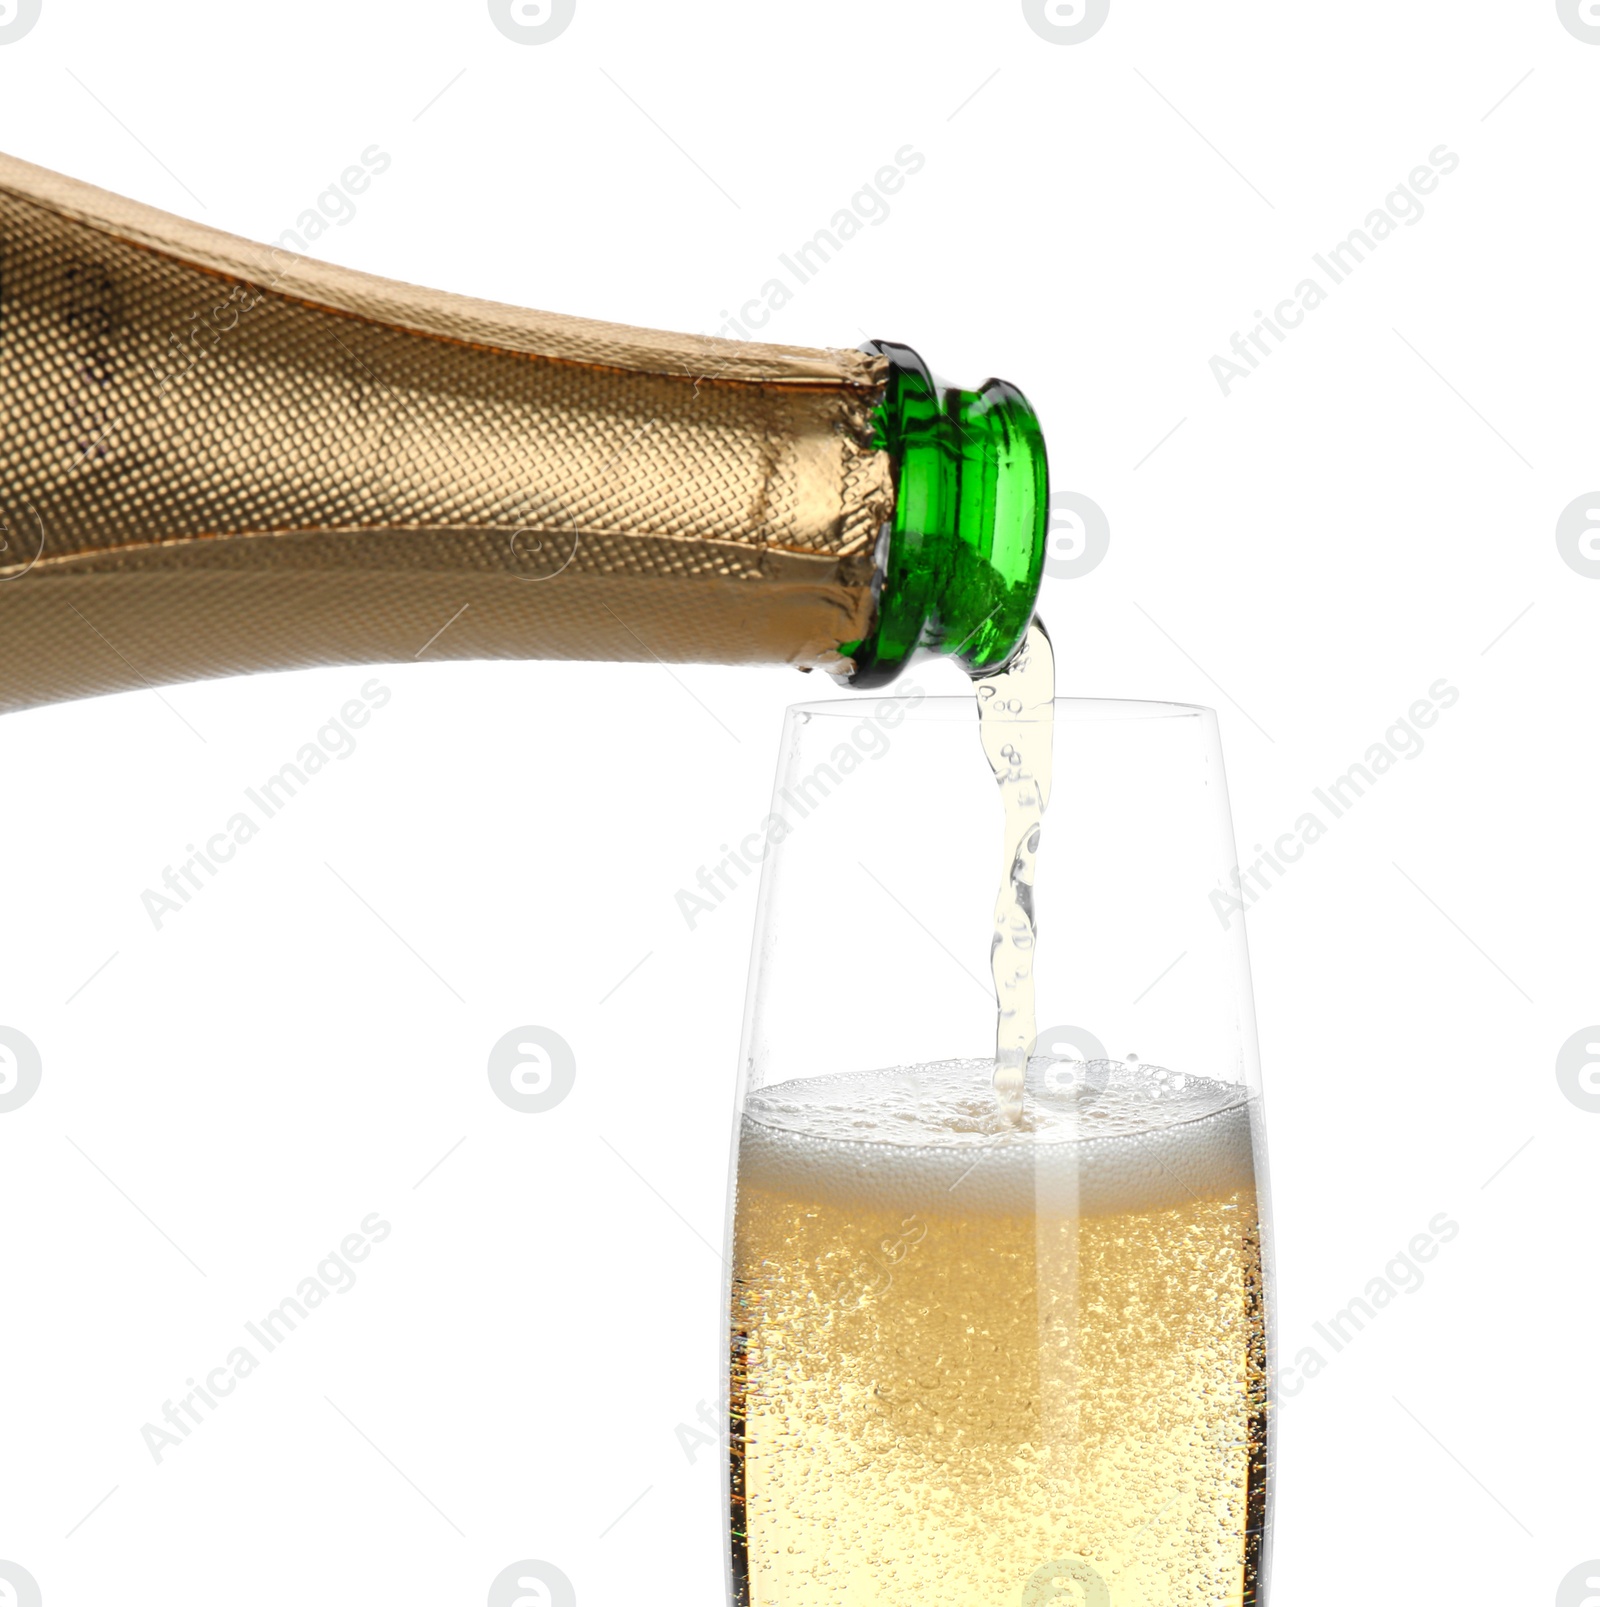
[724,694,1273,1607]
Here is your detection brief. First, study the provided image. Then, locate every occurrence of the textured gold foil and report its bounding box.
[0,151,894,713]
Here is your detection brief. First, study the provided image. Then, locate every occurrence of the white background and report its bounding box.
[1,2,1596,1603]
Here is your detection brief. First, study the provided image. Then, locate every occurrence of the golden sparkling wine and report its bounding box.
[729,1059,1270,1606]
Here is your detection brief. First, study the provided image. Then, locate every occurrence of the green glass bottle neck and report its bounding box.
[844,341,1049,688]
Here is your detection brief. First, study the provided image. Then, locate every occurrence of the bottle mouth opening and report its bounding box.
[841,341,1049,689]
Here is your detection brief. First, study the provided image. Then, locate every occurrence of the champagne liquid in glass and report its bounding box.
[731,1062,1270,1606]
[975,619,1055,1123]
[729,683,1275,1604]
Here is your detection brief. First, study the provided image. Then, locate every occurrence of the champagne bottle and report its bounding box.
[0,152,1048,712]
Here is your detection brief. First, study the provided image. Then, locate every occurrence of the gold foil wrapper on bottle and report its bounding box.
[0,151,894,713]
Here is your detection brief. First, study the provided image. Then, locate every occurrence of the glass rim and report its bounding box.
[788,694,1215,722]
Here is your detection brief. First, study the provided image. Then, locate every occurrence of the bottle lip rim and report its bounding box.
[785,695,1216,723]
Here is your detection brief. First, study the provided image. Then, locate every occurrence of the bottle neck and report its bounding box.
[845,341,1049,688]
